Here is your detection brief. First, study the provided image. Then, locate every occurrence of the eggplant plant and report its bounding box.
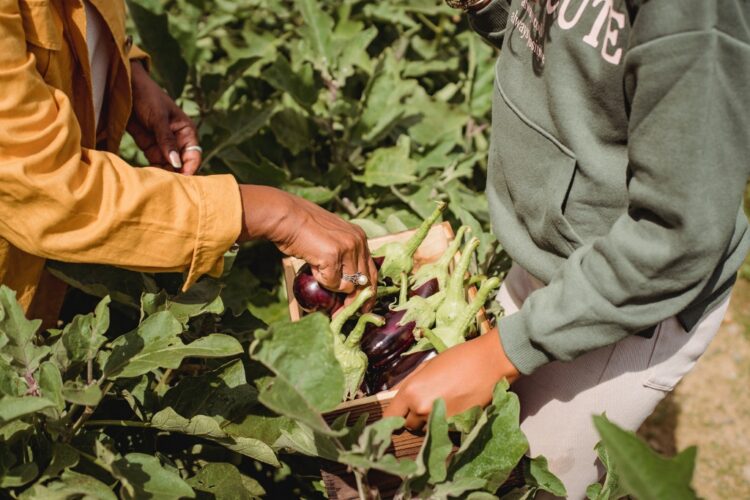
[336,313,385,400]
[434,237,481,328]
[372,202,447,284]
[411,225,470,291]
[422,276,501,352]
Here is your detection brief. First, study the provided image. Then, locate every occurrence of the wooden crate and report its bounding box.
[281,222,491,499]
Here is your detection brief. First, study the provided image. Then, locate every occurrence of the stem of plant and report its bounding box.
[84,419,151,429]
[154,368,173,394]
[70,381,114,437]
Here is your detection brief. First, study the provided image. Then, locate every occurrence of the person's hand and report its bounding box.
[238,185,378,306]
[128,61,202,175]
[383,329,520,430]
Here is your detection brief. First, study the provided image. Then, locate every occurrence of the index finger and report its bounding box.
[382,389,409,419]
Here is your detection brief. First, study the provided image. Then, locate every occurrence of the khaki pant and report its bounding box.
[498,265,730,499]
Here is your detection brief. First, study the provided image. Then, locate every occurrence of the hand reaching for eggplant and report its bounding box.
[238,185,378,308]
[284,200,519,416]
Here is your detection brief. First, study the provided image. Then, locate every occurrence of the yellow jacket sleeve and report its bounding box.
[0,0,242,290]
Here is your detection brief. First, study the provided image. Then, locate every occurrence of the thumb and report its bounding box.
[154,117,182,170]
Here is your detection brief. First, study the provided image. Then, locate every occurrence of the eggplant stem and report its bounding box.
[456,277,501,336]
[399,272,409,306]
[445,237,481,305]
[401,201,447,257]
[376,285,400,297]
[422,327,449,353]
[412,225,469,289]
[346,313,384,348]
[330,287,374,336]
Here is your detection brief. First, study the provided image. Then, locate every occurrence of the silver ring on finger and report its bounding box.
[184,145,203,153]
[343,272,369,287]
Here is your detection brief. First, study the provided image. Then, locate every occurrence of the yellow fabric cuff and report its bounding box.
[128,42,151,73]
[182,174,243,291]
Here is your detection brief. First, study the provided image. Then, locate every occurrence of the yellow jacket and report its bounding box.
[0,0,242,315]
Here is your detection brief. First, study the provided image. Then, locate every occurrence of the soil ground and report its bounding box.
[637,276,750,498]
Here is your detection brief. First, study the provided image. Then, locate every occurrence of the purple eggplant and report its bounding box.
[409,277,439,298]
[292,264,344,315]
[360,309,417,368]
[366,350,436,393]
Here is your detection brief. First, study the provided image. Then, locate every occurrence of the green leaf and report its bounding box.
[187,463,264,499]
[204,103,275,164]
[47,262,154,309]
[353,135,417,187]
[337,417,418,477]
[162,359,257,422]
[586,441,627,500]
[0,396,54,425]
[447,405,483,435]
[429,477,489,498]
[250,314,345,413]
[448,381,529,492]
[0,462,38,488]
[417,398,452,484]
[593,415,698,500]
[112,453,195,500]
[126,0,188,97]
[525,456,567,497]
[150,407,279,466]
[0,285,48,375]
[104,311,242,379]
[38,443,80,483]
[61,381,102,406]
[141,280,224,325]
[256,375,341,437]
[270,107,312,155]
[61,296,110,363]
[0,357,27,397]
[21,470,117,500]
[294,0,336,71]
[262,57,318,109]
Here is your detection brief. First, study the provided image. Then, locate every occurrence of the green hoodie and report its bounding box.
[468,0,750,374]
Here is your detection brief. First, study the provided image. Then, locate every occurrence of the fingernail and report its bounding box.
[169,151,182,169]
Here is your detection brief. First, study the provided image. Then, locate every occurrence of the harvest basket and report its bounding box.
[281,222,492,499]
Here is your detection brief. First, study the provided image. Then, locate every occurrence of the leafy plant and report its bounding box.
[2,0,702,497]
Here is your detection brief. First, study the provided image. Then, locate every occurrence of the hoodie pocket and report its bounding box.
[491,80,582,253]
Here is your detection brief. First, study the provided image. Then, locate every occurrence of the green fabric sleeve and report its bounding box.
[499,2,750,375]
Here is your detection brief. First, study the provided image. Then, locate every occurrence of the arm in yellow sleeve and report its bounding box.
[0,0,241,290]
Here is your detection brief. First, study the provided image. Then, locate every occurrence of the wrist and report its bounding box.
[237,185,291,242]
[479,327,520,384]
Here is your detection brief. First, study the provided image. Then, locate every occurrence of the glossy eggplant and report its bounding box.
[409,277,439,298]
[360,309,417,367]
[292,264,344,314]
[366,350,436,393]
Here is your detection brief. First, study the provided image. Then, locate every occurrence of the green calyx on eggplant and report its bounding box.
[372,201,447,284]
[434,237,480,328]
[424,276,501,352]
[330,287,375,336]
[293,264,344,315]
[411,225,470,292]
[335,312,384,400]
